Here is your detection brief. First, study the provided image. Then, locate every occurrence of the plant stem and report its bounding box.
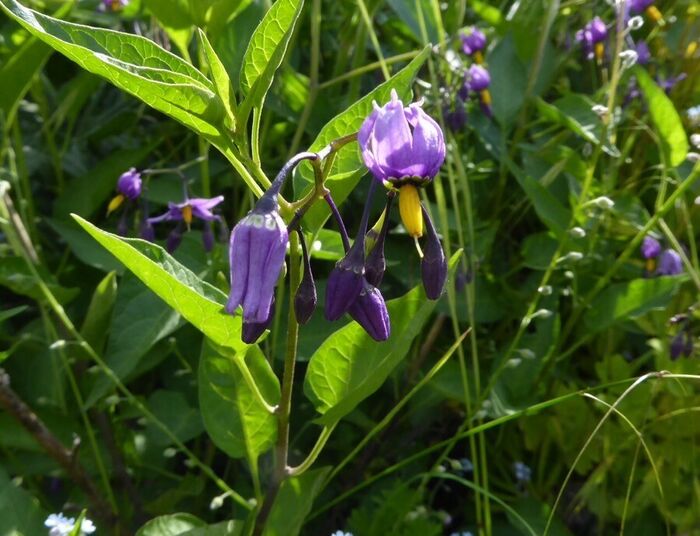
[288,424,337,476]
[253,231,302,534]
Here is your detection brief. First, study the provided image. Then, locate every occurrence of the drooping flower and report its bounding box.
[358,89,445,239]
[294,232,317,325]
[99,0,129,12]
[641,236,661,259]
[629,0,662,22]
[148,195,224,252]
[657,249,683,275]
[107,168,142,214]
[465,64,492,117]
[634,41,651,65]
[226,193,288,329]
[460,27,487,63]
[575,17,608,61]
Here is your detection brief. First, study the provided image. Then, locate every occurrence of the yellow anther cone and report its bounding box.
[182,205,193,227]
[107,194,125,215]
[399,184,423,238]
[646,5,662,22]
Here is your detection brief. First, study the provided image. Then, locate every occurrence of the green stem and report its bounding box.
[253,231,302,534]
[288,424,336,476]
[232,354,278,414]
[356,0,390,80]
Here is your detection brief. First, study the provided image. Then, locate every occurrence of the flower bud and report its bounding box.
[641,236,661,259]
[140,219,155,241]
[324,245,365,321]
[294,234,316,325]
[166,225,184,253]
[421,206,447,300]
[466,65,490,92]
[460,27,487,58]
[348,281,390,341]
[226,195,288,325]
[242,299,275,344]
[202,223,215,252]
[364,197,394,286]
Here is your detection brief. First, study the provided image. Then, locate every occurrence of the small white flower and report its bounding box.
[619,49,638,69]
[627,16,644,30]
[688,152,700,163]
[45,513,96,536]
[592,104,608,117]
[330,531,353,536]
[690,133,700,148]
[209,495,225,510]
[163,447,177,458]
[558,252,583,263]
[531,309,553,319]
[570,226,586,238]
[537,285,553,295]
[590,196,615,209]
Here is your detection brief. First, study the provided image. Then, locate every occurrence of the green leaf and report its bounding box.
[86,273,180,406]
[0,467,48,536]
[0,0,225,138]
[143,0,194,58]
[263,468,329,536]
[136,513,206,536]
[73,215,244,349]
[0,257,78,304]
[634,66,689,167]
[199,341,279,460]
[584,276,685,333]
[238,0,304,122]
[80,270,118,355]
[296,47,431,233]
[181,520,244,536]
[489,35,527,126]
[535,94,620,157]
[520,176,571,238]
[196,28,236,123]
[146,390,205,446]
[0,305,28,325]
[304,251,460,425]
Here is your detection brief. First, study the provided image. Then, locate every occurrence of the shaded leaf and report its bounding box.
[199,341,279,460]
[263,468,329,536]
[304,252,460,425]
[136,514,206,536]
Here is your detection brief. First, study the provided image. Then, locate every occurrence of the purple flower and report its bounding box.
[460,27,486,56]
[635,41,651,65]
[657,249,683,275]
[467,65,490,92]
[117,168,142,200]
[575,17,608,60]
[657,73,687,95]
[348,281,390,341]
[629,0,654,14]
[226,197,288,326]
[641,236,661,259]
[358,89,445,186]
[242,299,275,344]
[325,244,365,321]
[148,196,224,226]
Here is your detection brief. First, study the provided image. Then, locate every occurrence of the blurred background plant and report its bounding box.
[0,0,699,535]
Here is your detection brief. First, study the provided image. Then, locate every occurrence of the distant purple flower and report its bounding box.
[100,0,128,11]
[629,0,654,14]
[117,168,142,200]
[359,89,445,186]
[466,65,490,92]
[148,196,224,225]
[634,41,651,65]
[226,195,288,327]
[575,17,608,60]
[513,461,532,483]
[460,27,486,57]
[641,236,661,259]
[657,73,687,95]
[657,249,683,275]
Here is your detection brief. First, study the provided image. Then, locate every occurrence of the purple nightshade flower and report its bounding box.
[657,73,687,95]
[575,17,608,61]
[348,281,390,341]
[657,249,683,275]
[641,236,661,259]
[466,65,490,92]
[421,205,447,299]
[148,196,224,226]
[226,195,288,326]
[358,89,445,187]
[444,100,468,132]
[460,27,487,58]
[629,0,654,14]
[117,168,142,200]
[635,41,651,65]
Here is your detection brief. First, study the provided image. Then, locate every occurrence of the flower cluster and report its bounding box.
[45,513,96,536]
[641,236,683,276]
[575,17,608,61]
[225,90,447,343]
